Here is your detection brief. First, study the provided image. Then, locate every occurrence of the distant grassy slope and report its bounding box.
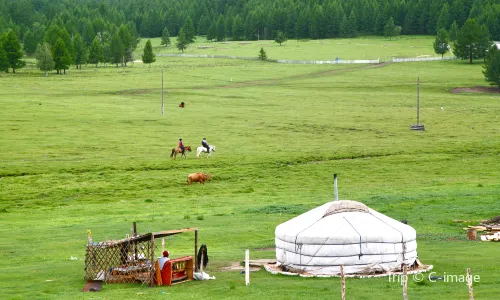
[139,36,443,61]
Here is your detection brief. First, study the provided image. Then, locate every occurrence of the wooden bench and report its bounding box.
[159,256,194,286]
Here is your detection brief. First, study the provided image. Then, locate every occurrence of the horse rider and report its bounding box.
[178,138,185,155]
[202,138,210,154]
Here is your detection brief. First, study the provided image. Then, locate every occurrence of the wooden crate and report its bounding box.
[160,256,194,286]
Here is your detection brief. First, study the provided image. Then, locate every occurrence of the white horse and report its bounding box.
[196,145,216,158]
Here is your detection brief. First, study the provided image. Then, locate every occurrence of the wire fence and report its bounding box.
[392,56,457,62]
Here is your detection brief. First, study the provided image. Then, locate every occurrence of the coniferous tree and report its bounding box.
[183,16,196,44]
[110,33,124,67]
[433,28,450,58]
[83,21,95,46]
[384,17,397,39]
[483,45,500,88]
[161,28,171,47]
[258,47,267,60]
[73,33,86,69]
[176,28,188,52]
[449,21,459,42]
[215,16,225,41]
[232,16,245,41]
[3,30,25,73]
[142,39,155,65]
[88,36,103,68]
[453,19,491,64]
[207,23,216,42]
[0,44,8,73]
[52,38,71,74]
[23,29,37,55]
[275,31,287,46]
[35,42,55,76]
[436,4,451,31]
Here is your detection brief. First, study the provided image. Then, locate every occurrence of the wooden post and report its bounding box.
[340,265,346,300]
[417,77,420,125]
[245,249,250,285]
[161,68,164,116]
[402,265,408,300]
[194,230,198,272]
[150,234,155,287]
[467,268,474,300]
[133,222,137,237]
[334,174,338,201]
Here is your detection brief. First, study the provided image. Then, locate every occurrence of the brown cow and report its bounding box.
[187,172,211,185]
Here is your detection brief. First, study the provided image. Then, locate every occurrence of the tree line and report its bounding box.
[1,0,500,44]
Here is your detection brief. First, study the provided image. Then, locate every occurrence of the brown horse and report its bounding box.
[170,145,191,160]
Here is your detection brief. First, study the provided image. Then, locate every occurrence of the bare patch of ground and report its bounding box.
[219,259,276,272]
[451,86,500,94]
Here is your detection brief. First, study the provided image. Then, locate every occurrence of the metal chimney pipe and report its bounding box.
[334,174,338,201]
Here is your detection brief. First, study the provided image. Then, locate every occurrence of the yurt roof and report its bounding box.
[275,200,416,245]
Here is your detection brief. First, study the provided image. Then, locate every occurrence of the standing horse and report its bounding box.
[196,145,216,158]
[170,145,191,160]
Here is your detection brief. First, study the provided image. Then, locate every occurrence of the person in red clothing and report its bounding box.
[178,138,185,155]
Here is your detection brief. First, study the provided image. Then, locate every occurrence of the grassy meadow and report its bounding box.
[1,36,499,299]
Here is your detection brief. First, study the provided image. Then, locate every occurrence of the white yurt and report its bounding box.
[274,200,419,275]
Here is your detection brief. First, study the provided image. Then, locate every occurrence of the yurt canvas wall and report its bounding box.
[275,200,417,275]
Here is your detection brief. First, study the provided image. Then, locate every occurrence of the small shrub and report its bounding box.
[258,47,267,61]
[477,183,483,187]
[184,215,191,220]
[144,199,153,203]
[197,215,204,220]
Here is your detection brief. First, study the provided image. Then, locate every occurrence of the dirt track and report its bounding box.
[451,86,500,94]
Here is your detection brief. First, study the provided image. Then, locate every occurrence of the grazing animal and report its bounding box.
[196,145,216,159]
[187,172,211,184]
[170,145,191,160]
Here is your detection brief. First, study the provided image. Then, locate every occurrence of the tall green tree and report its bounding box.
[183,16,196,44]
[52,38,71,74]
[0,45,8,73]
[142,39,155,65]
[207,23,215,41]
[453,19,491,64]
[384,17,397,39]
[73,33,86,69]
[232,15,244,41]
[433,28,450,58]
[275,31,287,46]
[23,29,37,55]
[110,33,124,67]
[88,36,103,68]
[449,21,459,42]
[82,21,95,46]
[215,16,225,41]
[161,27,171,47]
[176,28,188,52]
[3,30,25,73]
[483,45,500,88]
[35,42,55,76]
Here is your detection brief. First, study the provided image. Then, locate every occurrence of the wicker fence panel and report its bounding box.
[85,239,154,286]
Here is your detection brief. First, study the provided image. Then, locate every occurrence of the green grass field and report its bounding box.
[1,36,499,299]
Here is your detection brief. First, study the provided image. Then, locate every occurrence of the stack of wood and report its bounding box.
[463,219,500,242]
